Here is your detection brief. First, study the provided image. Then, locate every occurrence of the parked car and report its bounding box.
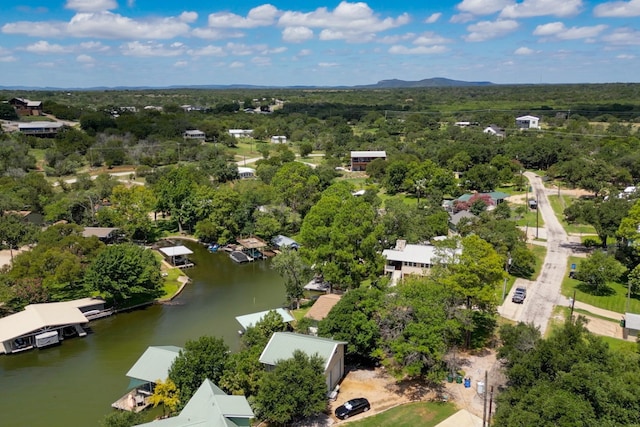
[335,397,371,420]
[512,287,527,303]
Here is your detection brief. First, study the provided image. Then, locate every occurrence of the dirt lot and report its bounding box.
[329,367,431,424]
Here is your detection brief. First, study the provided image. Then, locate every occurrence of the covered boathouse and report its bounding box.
[0,297,105,354]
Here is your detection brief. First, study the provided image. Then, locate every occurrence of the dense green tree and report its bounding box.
[105,185,157,242]
[300,183,383,289]
[463,163,500,192]
[0,103,19,120]
[565,197,631,248]
[575,250,627,293]
[253,350,327,425]
[0,213,39,262]
[318,287,384,361]
[495,318,640,427]
[84,243,162,305]
[271,162,321,215]
[270,248,312,309]
[169,336,230,404]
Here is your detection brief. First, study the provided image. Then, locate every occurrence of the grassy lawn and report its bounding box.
[512,208,544,228]
[547,195,596,235]
[159,267,184,300]
[600,336,638,354]
[562,256,639,314]
[530,244,547,281]
[348,402,458,427]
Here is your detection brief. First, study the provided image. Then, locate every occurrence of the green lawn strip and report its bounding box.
[546,305,570,338]
[547,195,596,235]
[347,401,458,427]
[512,209,544,228]
[562,256,639,314]
[599,336,638,354]
[291,305,312,321]
[530,244,547,281]
[158,267,184,300]
[573,308,619,322]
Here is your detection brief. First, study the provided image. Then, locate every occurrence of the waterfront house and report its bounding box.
[235,308,295,333]
[158,245,194,268]
[112,345,182,412]
[134,379,253,427]
[259,332,347,391]
[0,297,105,354]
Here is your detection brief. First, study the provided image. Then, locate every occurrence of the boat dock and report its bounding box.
[111,389,152,412]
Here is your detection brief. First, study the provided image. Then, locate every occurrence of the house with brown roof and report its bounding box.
[9,98,43,116]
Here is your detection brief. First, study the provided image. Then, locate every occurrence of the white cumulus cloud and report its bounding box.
[594,0,640,17]
[464,19,519,42]
[457,0,512,15]
[65,0,117,13]
[187,45,226,56]
[500,0,583,18]
[413,32,452,45]
[76,54,95,63]
[514,46,535,54]
[278,1,409,41]
[602,27,640,45]
[24,40,70,54]
[282,26,314,43]
[388,45,448,54]
[207,4,279,28]
[534,22,607,39]
[120,41,185,57]
[425,13,442,24]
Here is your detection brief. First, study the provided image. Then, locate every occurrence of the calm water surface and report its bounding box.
[0,241,286,427]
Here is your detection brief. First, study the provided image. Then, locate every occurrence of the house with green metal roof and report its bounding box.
[112,345,183,411]
[259,332,347,391]
[134,379,254,427]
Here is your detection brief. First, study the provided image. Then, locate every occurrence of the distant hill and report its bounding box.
[355,77,494,88]
[0,77,494,91]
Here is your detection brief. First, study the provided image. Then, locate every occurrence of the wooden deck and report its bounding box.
[111,389,152,412]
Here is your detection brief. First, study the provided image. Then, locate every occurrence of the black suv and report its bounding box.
[512,287,527,304]
[335,397,371,420]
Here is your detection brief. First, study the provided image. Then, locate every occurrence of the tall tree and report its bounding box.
[84,243,162,306]
[253,350,327,425]
[169,336,229,404]
[271,248,311,309]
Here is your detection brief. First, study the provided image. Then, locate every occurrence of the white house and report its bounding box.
[382,239,460,283]
[515,115,540,129]
[259,332,347,391]
[228,129,254,138]
[237,166,256,179]
[183,129,205,140]
[483,125,505,137]
[18,121,63,137]
[270,135,287,144]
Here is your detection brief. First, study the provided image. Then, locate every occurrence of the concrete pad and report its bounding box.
[434,409,483,427]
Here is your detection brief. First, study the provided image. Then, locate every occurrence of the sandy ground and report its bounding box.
[0,247,28,269]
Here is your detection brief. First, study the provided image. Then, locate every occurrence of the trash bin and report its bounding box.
[477,381,485,394]
[464,378,471,388]
[620,319,626,327]
[447,374,454,383]
[456,375,463,384]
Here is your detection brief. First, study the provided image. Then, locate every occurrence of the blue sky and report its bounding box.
[1,0,639,88]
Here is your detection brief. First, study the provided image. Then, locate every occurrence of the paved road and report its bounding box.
[499,172,572,334]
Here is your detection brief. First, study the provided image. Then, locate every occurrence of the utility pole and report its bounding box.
[482,370,488,427]
[535,190,539,239]
[570,289,576,321]
[487,385,494,426]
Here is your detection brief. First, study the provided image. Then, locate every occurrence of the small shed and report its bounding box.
[83,227,120,243]
[260,332,347,391]
[235,308,294,331]
[159,245,193,267]
[623,312,640,339]
[237,166,256,179]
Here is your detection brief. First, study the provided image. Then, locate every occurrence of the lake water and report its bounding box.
[0,241,286,426]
